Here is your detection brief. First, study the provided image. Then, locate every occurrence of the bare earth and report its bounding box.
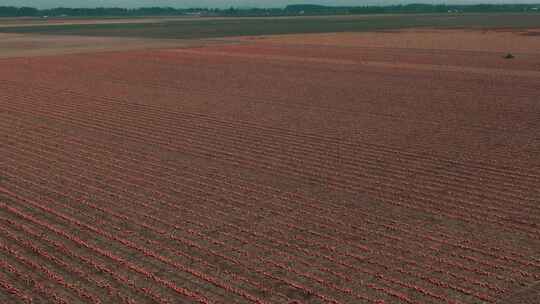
[248,29,540,54]
[0,28,539,304]
[498,281,540,304]
[0,33,232,58]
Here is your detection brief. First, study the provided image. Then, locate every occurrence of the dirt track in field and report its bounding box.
[1,29,539,304]
[0,17,178,28]
[0,33,234,58]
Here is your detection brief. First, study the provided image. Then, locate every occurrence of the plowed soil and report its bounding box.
[498,281,540,304]
[1,29,539,304]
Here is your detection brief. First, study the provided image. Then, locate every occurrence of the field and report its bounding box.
[2,14,540,38]
[1,15,540,304]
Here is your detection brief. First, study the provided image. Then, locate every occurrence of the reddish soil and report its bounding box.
[252,29,540,54]
[1,29,539,304]
[498,281,540,304]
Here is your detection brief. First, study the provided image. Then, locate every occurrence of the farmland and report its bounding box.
[2,14,540,39]
[1,15,540,304]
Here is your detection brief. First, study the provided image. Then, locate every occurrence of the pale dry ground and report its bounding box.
[0,33,232,58]
[0,14,401,28]
[0,17,181,28]
[247,28,540,54]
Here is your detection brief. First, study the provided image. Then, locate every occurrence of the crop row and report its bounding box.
[2,44,539,304]
[4,91,539,238]
[2,117,536,280]
[10,48,539,141]
[0,189,212,304]
[0,218,139,304]
[37,117,540,267]
[0,160,501,304]
[72,58,540,169]
[1,138,506,304]
[2,77,539,189]
[0,189,346,303]
[0,215,175,304]
[1,162,407,304]
[1,116,536,282]
[2,95,536,256]
[0,258,66,304]
[77,94,539,217]
[0,268,32,304]
[24,85,537,216]
[0,242,99,304]
[3,78,538,220]
[0,184,295,303]
[3,169,376,304]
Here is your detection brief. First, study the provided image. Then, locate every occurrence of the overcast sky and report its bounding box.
[0,0,536,9]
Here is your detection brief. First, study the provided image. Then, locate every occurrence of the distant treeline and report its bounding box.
[286,4,540,14]
[1,4,539,18]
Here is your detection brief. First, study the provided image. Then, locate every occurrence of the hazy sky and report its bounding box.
[0,0,535,8]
